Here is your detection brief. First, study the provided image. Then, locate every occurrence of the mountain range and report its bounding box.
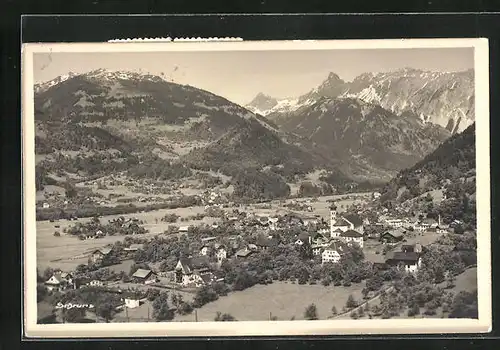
[246,68,474,134]
[34,68,470,193]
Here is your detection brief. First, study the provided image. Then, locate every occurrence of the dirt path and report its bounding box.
[329,285,395,319]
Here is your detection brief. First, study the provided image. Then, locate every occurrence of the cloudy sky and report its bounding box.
[33,47,474,105]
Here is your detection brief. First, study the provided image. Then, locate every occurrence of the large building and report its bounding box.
[329,203,364,238]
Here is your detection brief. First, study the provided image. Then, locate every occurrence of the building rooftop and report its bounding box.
[132,268,152,279]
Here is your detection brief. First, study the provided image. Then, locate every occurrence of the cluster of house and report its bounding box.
[293,203,366,264]
[377,215,451,243]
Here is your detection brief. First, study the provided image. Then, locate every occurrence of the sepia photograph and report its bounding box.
[22,39,491,337]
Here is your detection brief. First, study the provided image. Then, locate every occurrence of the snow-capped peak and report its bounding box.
[34,72,77,93]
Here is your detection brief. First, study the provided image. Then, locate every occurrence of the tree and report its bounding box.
[214,312,237,321]
[331,306,338,316]
[37,284,48,302]
[152,291,174,321]
[357,306,365,317]
[346,294,358,309]
[64,182,78,198]
[64,307,86,323]
[95,301,116,323]
[177,301,194,315]
[299,241,314,260]
[449,290,478,319]
[146,288,160,302]
[193,286,218,308]
[407,304,420,317]
[53,231,61,237]
[304,303,319,320]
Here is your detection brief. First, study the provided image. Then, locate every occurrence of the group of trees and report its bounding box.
[297,181,334,197]
[127,154,193,181]
[232,168,291,201]
[219,243,371,292]
[65,215,148,239]
[37,194,202,221]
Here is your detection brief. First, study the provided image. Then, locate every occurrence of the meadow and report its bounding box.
[172,281,366,322]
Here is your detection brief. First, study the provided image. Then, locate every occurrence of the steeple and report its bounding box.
[329,202,338,233]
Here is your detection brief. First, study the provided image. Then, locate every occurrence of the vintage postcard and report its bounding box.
[22,38,491,337]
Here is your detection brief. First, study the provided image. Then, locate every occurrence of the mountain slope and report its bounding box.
[35,70,353,188]
[379,123,476,225]
[251,68,474,133]
[182,116,342,180]
[265,97,451,181]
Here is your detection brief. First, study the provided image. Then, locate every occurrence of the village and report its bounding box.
[36,189,477,323]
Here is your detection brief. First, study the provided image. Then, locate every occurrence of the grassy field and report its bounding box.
[172,281,366,322]
[36,204,216,271]
[444,267,477,293]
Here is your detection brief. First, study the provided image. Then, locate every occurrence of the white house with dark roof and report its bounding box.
[339,229,364,248]
[44,271,74,292]
[329,203,364,238]
[90,248,112,264]
[174,256,215,287]
[385,251,422,273]
[321,240,348,264]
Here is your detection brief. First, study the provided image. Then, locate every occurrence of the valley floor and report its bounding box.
[36,193,370,270]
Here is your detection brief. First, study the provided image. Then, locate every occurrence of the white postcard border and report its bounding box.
[22,38,491,338]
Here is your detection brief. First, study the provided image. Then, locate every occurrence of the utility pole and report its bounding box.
[147,306,150,322]
[125,306,129,322]
[195,309,198,322]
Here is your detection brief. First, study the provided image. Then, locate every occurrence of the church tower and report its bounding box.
[329,202,338,236]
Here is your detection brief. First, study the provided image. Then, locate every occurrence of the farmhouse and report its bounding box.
[44,271,74,292]
[131,269,157,284]
[380,228,405,244]
[123,243,144,252]
[385,251,422,273]
[90,248,112,264]
[329,203,364,238]
[124,297,142,309]
[339,230,364,248]
[174,256,215,287]
[235,247,254,258]
[384,218,405,228]
[178,226,190,233]
[321,240,348,264]
[87,279,105,287]
[301,215,320,226]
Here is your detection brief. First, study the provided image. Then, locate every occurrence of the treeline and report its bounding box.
[36,195,202,221]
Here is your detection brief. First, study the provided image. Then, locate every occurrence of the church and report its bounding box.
[329,202,364,247]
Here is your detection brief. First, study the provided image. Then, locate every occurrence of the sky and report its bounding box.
[33,47,474,106]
